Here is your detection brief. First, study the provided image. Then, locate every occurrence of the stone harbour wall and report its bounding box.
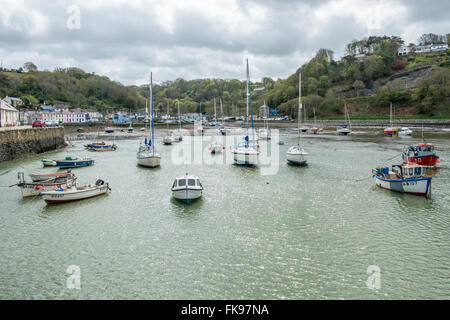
[0,127,66,163]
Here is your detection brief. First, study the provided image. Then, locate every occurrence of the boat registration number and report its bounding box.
[403,181,417,186]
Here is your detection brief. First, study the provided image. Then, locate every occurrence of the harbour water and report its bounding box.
[0,129,449,299]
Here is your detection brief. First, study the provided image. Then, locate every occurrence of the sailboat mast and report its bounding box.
[246,59,255,144]
[214,97,217,121]
[220,98,223,125]
[298,72,302,147]
[178,101,181,131]
[150,72,155,154]
[390,102,393,126]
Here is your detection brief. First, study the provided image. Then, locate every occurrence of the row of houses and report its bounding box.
[398,43,448,56]
[1,96,104,126]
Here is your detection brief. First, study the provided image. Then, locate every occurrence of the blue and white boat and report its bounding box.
[85,142,117,151]
[373,162,431,197]
[56,156,95,169]
[171,174,203,203]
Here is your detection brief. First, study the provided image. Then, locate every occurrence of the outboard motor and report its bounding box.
[95,179,105,186]
[17,172,25,184]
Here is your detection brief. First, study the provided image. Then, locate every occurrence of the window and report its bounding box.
[178,179,186,187]
[415,167,421,175]
[188,179,196,186]
[172,181,176,188]
[409,168,413,176]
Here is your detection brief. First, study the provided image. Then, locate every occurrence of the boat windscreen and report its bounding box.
[188,179,196,186]
[178,179,186,187]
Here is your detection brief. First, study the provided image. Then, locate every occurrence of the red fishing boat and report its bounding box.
[402,143,440,167]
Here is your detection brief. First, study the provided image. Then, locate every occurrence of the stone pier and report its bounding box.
[0,127,66,163]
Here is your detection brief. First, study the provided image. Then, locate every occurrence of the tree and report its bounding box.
[352,80,365,97]
[418,33,446,45]
[23,62,38,72]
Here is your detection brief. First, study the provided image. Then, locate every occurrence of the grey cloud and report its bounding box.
[0,0,448,85]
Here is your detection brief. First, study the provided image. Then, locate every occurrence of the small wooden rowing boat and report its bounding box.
[29,171,73,182]
[14,172,77,198]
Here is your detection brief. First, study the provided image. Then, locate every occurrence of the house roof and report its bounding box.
[0,99,19,112]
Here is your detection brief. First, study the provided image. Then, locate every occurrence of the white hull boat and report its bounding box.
[15,172,76,198]
[41,159,57,167]
[163,136,174,145]
[258,128,271,140]
[171,175,203,203]
[286,146,308,166]
[398,127,413,136]
[29,171,72,182]
[210,142,224,154]
[373,163,431,197]
[337,127,351,135]
[41,180,110,204]
[232,146,259,165]
[137,150,161,168]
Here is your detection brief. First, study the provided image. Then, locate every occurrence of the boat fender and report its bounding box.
[95,179,105,186]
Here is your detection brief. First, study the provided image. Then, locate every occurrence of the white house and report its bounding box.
[0,99,19,127]
[431,43,448,52]
[397,45,412,56]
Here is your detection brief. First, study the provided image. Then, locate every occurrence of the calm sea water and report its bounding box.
[0,129,449,299]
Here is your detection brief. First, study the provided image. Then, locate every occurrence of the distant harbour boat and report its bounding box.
[29,171,73,182]
[85,142,117,151]
[55,156,94,169]
[41,159,57,167]
[105,127,114,133]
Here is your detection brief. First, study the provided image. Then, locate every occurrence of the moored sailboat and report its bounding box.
[137,73,161,168]
[287,72,308,166]
[231,59,260,165]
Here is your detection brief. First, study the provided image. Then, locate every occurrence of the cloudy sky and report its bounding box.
[0,0,448,85]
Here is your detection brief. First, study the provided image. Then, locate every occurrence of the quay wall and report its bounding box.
[0,127,66,163]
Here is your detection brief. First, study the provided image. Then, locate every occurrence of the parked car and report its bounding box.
[51,120,59,126]
[32,120,46,128]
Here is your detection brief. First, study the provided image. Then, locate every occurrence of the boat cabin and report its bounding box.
[407,143,434,155]
[376,163,427,180]
[172,176,203,189]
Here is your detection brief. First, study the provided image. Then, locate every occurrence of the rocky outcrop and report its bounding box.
[0,128,66,163]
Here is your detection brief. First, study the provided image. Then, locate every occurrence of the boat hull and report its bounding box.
[402,153,439,167]
[86,144,117,151]
[286,152,307,166]
[232,149,259,165]
[56,160,94,169]
[137,155,161,167]
[29,172,71,182]
[42,185,109,204]
[172,188,202,202]
[42,159,57,167]
[375,175,431,197]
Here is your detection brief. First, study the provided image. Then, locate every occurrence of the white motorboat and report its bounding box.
[399,127,413,136]
[15,172,76,198]
[373,163,431,197]
[287,71,308,166]
[258,128,270,140]
[137,72,161,168]
[41,159,57,167]
[171,174,203,202]
[29,171,73,182]
[41,179,110,204]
